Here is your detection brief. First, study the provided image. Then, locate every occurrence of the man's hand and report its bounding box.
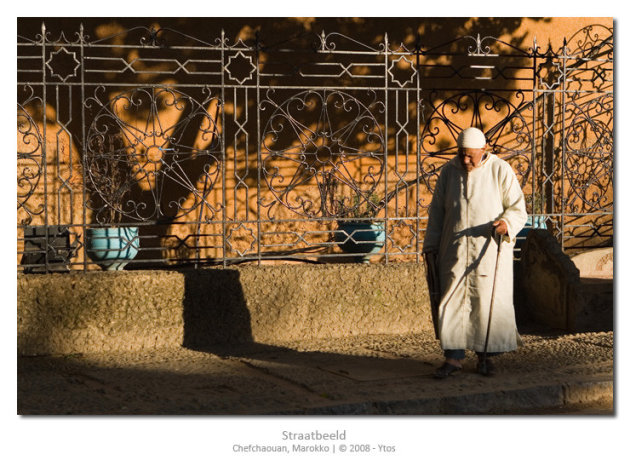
[492,220,508,236]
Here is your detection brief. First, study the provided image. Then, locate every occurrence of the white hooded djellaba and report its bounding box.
[424,152,528,353]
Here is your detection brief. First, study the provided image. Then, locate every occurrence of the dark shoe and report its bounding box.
[433,362,462,379]
[476,357,496,376]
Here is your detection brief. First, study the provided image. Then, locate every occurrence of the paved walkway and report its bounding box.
[18,325,613,415]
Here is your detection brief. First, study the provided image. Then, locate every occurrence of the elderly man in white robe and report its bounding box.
[423,127,528,378]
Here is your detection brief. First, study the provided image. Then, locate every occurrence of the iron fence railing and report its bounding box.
[17,22,613,272]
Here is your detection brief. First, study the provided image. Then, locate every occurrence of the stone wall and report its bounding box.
[18,263,432,355]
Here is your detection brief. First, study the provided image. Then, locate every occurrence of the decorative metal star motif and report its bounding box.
[388,55,417,87]
[226,51,256,84]
[226,223,257,256]
[46,47,80,82]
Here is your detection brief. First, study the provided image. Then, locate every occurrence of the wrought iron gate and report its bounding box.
[17,22,613,272]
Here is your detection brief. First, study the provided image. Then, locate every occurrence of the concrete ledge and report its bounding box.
[277,379,613,415]
[18,264,432,355]
[563,380,613,405]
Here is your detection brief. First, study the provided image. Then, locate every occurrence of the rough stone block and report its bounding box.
[519,229,584,331]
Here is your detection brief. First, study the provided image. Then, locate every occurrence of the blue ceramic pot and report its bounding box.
[86,227,139,271]
[335,221,385,263]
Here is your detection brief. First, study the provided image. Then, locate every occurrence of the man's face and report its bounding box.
[458,146,486,172]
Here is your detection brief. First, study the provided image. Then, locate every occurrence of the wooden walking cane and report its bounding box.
[423,251,441,339]
[479,230,503,376]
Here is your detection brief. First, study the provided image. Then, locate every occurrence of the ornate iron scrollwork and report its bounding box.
[562,24,613,214]
[419,90,533,200]
[16,21,614,269]
[563,95,613,213]
[260,89,385,219]
[85,86,222,223]
[17,101,44,226]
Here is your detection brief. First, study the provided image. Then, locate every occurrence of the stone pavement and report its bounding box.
[17,323,613,415]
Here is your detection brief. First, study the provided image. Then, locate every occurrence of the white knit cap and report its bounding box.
[457,127,486,149]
